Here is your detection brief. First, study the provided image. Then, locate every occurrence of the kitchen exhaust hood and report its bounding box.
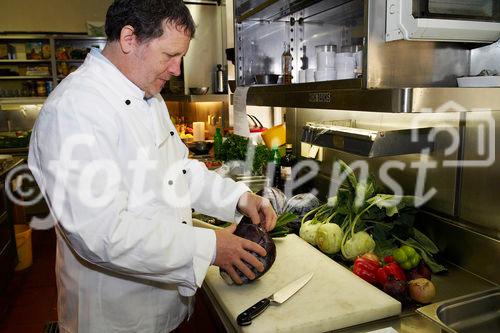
[301,120,434,157]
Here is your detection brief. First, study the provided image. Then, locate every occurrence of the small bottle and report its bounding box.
[215,64,225,94]
[300,45,308,70]
[281,42,293,84]
[271,146,283,189]
[281,144,297,184]
[214,127,223,160]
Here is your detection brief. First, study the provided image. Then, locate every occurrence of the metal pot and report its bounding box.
[189,87,209,95]
[186,140,214,155]
[254,74,280,85]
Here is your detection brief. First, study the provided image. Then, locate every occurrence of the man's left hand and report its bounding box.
[237,192,277,231]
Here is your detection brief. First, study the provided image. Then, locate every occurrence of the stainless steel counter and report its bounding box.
[202,259,496,333]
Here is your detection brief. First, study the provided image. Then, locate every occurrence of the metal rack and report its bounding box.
[243,84,500,113]
[0,34,106,101]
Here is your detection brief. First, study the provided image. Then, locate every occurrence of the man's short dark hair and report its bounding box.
[105,0,196,42]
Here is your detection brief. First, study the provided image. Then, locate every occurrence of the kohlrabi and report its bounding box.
[341,230,376,260]
[299,220,321,246]
[315,223,343,254]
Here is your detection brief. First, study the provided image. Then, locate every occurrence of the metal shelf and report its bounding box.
[243,84,500,113]
[0,97,46,105]
[56,59,84,63]
[52,35,106,41]
[0,147,29,155]
[0,59,51,63]
[301,121,435,157]
[0,34,105,93]
[163,94,229,102]
[0,34,50,40]
[0,76,51,80]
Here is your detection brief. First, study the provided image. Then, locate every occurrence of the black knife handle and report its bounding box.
[236,298,271,326]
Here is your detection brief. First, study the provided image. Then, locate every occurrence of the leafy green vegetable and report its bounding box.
[413,228,439,254]
[337,159,358,191]
[366,194,415,217]
[274,212,297,229]
[219,134,248,161]
[219,134,271,175]
[253,144,272,176]
[268,212,298,238]
[297,158,445,272]
[418,249,447,273]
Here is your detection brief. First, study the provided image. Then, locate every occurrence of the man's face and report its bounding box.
[131,22,190,98]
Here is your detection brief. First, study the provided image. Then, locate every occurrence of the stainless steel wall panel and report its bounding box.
[460,111,500,236]
[417,211,500,284]
[292,108,460,215]
[184,4,225,93]
[411,88,500,112]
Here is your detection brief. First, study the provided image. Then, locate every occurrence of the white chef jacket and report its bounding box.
[28,48,249,333]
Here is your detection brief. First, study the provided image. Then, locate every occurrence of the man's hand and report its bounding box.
[237,192,277,231]
[213,225,266,284]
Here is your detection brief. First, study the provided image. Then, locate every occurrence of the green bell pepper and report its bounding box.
[393,245,421,270]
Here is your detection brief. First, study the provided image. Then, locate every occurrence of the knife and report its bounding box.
[236,272,314,326]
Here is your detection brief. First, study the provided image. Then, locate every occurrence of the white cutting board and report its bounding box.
[204,234,401,333]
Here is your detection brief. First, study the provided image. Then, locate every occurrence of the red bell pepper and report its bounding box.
[376,262,406,285]
[353,257,380,285]
[383,255,395,263]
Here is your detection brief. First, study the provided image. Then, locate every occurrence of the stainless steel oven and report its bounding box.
[386,0,500,42]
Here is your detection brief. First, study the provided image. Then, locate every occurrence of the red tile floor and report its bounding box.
[0,229,223,333]
[0,229,57,333]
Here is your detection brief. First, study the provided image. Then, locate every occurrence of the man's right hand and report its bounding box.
[213,225,266,284]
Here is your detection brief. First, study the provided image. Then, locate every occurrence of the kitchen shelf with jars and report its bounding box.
[0,34,106,103]
[235,0,364,87]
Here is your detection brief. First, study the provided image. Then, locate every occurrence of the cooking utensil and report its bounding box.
[236,272,314,326]
[254,74,280,85]
[247,114,266,133]
[186,140,213,155]
[247,114,264,129]
[189,87,209,95]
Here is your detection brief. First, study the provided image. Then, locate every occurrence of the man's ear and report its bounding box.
[119,25,137,54]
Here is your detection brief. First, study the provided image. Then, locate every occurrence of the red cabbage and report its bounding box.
[256,187,287,215]
[284,193,321,234]
[220,217,276,284]
[284,193,320,216]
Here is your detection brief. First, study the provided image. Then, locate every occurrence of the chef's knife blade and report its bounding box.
[236,272,314,326]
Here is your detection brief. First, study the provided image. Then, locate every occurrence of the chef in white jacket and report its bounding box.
[28,1,276,332]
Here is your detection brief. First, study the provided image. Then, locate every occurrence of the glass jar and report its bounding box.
[36,81,47,97]
[315,44,337,70]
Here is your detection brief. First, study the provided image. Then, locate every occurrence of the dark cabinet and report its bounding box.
[0,161,23,317]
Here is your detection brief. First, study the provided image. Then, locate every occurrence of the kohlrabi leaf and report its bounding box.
[366,194,415,217]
